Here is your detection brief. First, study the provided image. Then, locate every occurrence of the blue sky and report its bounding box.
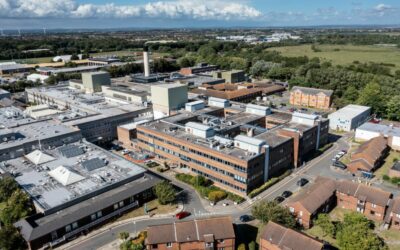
[0,0,399,29]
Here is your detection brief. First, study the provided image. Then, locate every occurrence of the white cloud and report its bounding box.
[0,0,261,20]
[374,3,392,12]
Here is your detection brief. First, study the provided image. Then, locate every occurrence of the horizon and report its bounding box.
[1,0,400,29]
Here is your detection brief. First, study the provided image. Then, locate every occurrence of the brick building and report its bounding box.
[386,198,400,230]
[180,63,218,76]
[336,180,392,221]
[287,177,337,229]
[145,217,235,250]
[290,86,333,110]
[347,136,389,175]
[260,221,324,250]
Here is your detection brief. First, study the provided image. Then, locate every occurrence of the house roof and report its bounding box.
[336,180,392,207]
[350,136,388,172]
[288,176,336,214]
[260,221,323,250]
[146,216,235,245]
[291,86,333,97]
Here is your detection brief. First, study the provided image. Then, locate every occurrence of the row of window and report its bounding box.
[138,130,248,173]
[192,168,246,192]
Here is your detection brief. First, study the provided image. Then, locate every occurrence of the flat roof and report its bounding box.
[329,104,371,118]
[4,140,146,212]
[357,122,400,137]
[152,83,187,89]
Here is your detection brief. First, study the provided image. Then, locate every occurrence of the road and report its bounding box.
[63,132,397,250]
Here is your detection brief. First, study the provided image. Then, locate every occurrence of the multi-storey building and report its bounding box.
[26,85,152,143]
[8,140,160,249]
[146,217,235,250]
[290,86,333,110]
[135,100,328,196]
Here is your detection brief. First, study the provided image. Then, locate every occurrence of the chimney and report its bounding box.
[143,46,150,77]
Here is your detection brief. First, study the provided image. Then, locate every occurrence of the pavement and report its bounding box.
[59,132,400,250]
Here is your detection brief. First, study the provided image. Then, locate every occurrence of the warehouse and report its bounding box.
[328,104,371,131]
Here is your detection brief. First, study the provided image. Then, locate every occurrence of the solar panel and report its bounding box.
[59,145,85,158]
[82,158,105,171]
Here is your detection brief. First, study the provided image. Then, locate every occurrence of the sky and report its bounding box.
[0,0,399,29]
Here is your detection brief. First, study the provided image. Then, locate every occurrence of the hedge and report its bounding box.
[248,170,292,198]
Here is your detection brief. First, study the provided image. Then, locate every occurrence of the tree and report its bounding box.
[154,181,176,205]
[0,176,18,202]
[0,189,33,225]
[237,243,246,250]
[336,212,387,250]
[314,213,336,237]
[248,241,256,250]
[386,95,400,121]
[251,201,296,228]
[0,225,27,250]
[119,232,130,241]
[249,60,276,78]
[357,81,385,115]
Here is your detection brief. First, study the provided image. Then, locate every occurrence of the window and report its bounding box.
[166,242,172,248]
[370,211,375,215]
[299,211,303,217]
[152,244,158,249]
[219,239,225,243]
[219,248,225,250]
[114,203,119,210]
[119,201,124,207]
[371,203,376,208]
[91,214,97,221]
[205,243,213,247]
[72,222,78,230]
[65,225,71,233]
[97,211,102,218]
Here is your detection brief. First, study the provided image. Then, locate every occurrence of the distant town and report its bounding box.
[0,26,399,250]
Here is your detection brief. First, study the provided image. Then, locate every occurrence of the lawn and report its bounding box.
[269,44,400,72]
[305,225,338,248]
[375,150,400,180]
[116,199,177,222]
[341,142,360,165]
[379,229,400,250]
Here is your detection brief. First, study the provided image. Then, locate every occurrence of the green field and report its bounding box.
[269,44,400,71]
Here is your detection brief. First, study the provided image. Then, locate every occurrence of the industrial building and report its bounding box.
[328,104,371,131]
[212,70,246,83]
[8,140,161,249]
[0,106,82,161]
[133,99,328,196]
[355,122,400,151]
[25,85,152,143]
[192,82,285,102]
[27,73,49,84]
[36,65,103,76]
[180,63,219,76]
[0,62,34,76]
[151,83,188,119]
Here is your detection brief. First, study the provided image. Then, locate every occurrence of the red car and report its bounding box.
[175,211,191,220]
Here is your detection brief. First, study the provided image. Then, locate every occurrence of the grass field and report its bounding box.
[269,44,400,71]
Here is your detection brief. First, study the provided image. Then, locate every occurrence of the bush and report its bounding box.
[119,232,130,241]
[248,171,291,198]
[237,243,246,250]
[208,190,227,202]
[391,177,400,185]
[248,241,256,250]
[383,175,390,181]
[154,181,176,205]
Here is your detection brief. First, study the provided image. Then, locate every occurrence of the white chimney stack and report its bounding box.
[143,47,150,77]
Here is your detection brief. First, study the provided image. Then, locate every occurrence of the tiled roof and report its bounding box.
[260,221,324,250]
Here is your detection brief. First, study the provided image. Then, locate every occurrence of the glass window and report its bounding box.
[114,203,119,210]
[119,201,124,207]
[72,222,78,229]
[97,211,102,218]
[91,214,97,221]
[166,242,172,248]
[65,225,71,233]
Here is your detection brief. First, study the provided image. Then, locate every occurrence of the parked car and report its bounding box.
[274,196,285,203]
[332,161,347,170]
[281,191,292,198]
[297,178,308,187]
[239,215,252,222]
[175,211,191,220]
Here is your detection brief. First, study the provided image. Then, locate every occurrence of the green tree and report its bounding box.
[237,243,246,250]
[0,225,27,250]
[119,231,130,241]
[357,81,385,115]
[336,213,387,250]
[154,181,176,205]
[251,201,296,228]
[0,176,18,202]
[0,189,33,225]
[343,85,359,102]
[248,241,256,250]
[314,213,336,237]
[386,95,400,121]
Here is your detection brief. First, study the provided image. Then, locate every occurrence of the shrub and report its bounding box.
[237,243,246,250]
[248,241,256,250]
[248,171,291,198]
[391,177,400,185]
[383,175,390,181]
[208,190,227,202]
[119,232,130,241]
